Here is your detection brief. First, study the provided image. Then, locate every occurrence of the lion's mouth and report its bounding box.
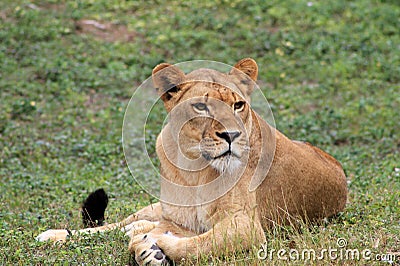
[200,143,246,162]
[201,147,232,161]
[203,149,241,162]
[213,150,232,159]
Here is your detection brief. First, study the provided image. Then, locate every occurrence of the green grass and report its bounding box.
[0,0,399,265]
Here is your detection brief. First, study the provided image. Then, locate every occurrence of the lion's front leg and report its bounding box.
[161,215,265,262]
[36,219,159,243]
[128,220,196,265]
[130,214,265,264]
[37,202,162,242]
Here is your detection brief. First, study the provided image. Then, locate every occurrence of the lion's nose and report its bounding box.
[216,131,241,144]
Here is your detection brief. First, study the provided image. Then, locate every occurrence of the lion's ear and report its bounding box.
[152,63,185,108]
[231,58,258,81]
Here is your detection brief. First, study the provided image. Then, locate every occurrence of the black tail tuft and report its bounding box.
[81,188,109,227]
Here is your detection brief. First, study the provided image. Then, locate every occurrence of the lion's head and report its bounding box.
[152,59,260,175]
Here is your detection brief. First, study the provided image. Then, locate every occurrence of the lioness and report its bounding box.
[37,58,347,265]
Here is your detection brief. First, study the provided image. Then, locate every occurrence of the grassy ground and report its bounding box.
[0,0,399,265]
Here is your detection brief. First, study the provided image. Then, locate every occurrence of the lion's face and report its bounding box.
[171,81,252,174]
[153,59,258,174]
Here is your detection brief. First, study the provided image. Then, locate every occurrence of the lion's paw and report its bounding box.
[137,243,169,266]
[36,229,70,242]
[129,234,170,266]
[123,220,159,238]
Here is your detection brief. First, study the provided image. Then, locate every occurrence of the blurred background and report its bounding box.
[0,0,399,264]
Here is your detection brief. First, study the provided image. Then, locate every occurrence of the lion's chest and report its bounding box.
[162,204,213,234]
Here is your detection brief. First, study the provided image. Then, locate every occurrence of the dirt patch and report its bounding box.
[35,3,138,43]
[75,19,137,43]
[40,2,66,11]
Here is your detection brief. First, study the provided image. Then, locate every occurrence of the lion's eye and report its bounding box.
[234,101,245,111]
[192,103,208,112]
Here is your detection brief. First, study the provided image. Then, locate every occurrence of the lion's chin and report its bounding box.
[210,155,242,175]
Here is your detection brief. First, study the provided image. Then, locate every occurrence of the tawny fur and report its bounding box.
[37,58,347,265]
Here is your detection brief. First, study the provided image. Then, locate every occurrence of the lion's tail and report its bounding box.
[81,188,109,228]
